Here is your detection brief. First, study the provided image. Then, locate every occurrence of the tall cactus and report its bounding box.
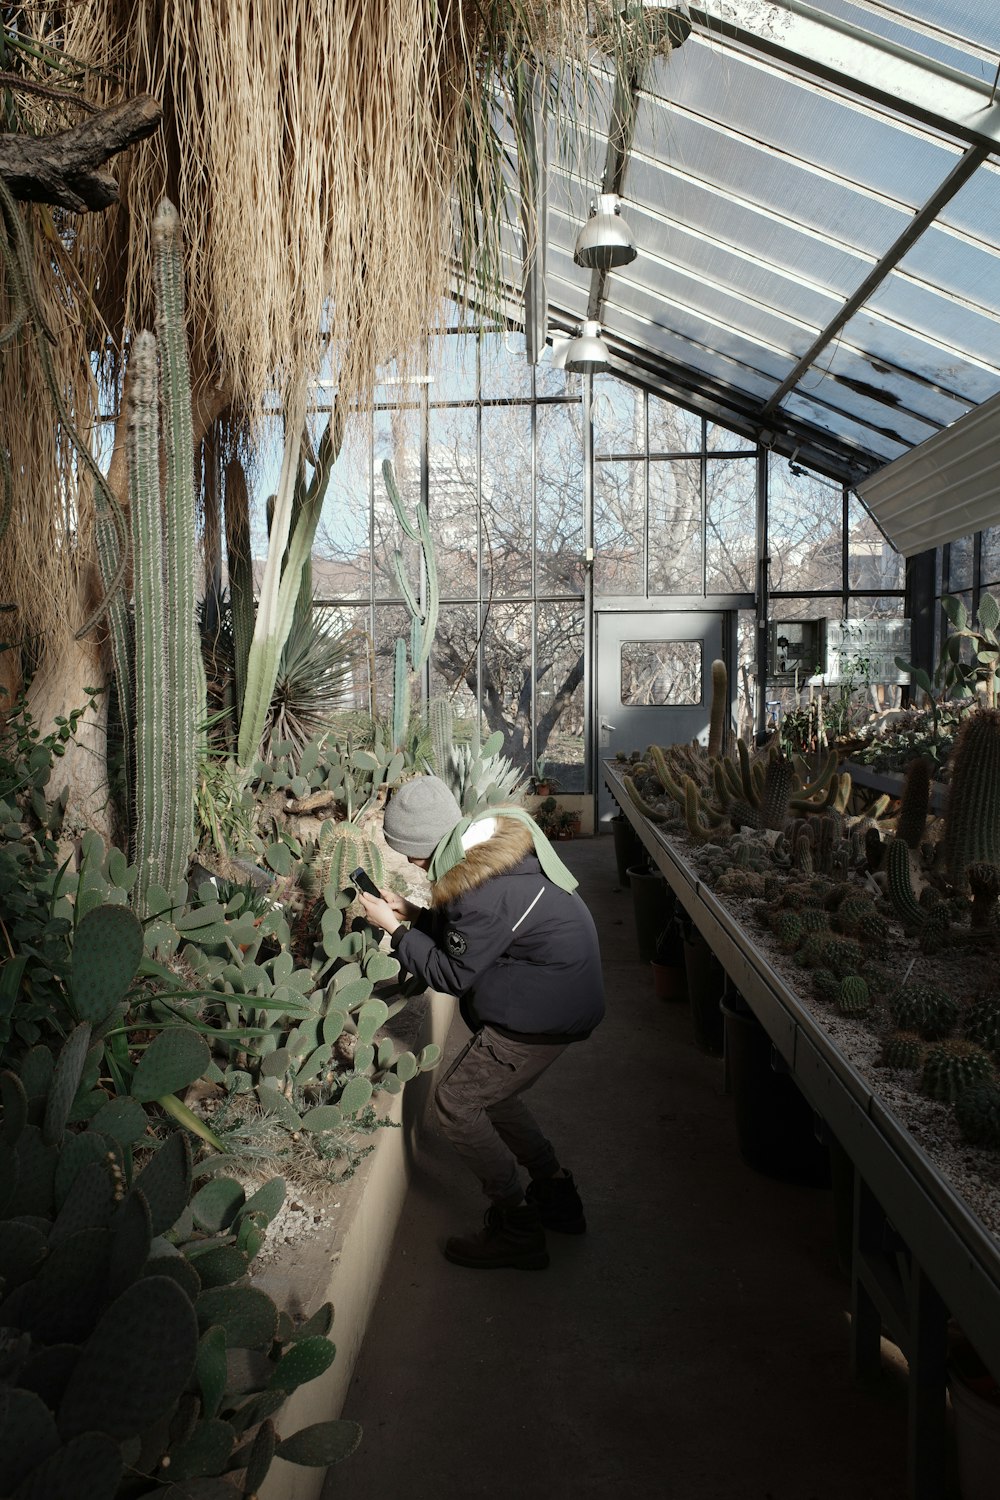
[708,658,727,758]
[128,201,202,913]
[943,709,1000,886]
[127,332,166,907]
[224,456,254,723]
[154,200,200,899]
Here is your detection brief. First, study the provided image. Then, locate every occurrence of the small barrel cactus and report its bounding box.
[964,995,1000,1056]
[888,984,959,1041]
[881,1031,926,1070]
[837,975,870,1016]
[812,969,841,1004]
[794,933,865,979]
[798,907,831,936]
[834,898,888,944]
[920,1039,994,1103]
[955,1082,1000,1147]
[772,912,804,952]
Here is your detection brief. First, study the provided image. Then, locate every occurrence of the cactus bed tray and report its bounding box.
[606,762,1000,1500]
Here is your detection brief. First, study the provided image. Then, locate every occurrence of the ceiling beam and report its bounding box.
[689,0,1000,152]
[760,143,989,417]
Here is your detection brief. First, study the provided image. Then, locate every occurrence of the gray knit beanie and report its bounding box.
[383,775,463,857]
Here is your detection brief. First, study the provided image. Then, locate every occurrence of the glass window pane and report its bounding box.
[536,404,585,596]
[649,459,702,594]
[317,604,371,720]
[429,604,481,730]
[428,407,478,599]
[648,395,702,453]
[948,534,974,592]
[848,494,904,593]
[768,459,843,594]
[371,605,415,722]
[621,641,702,706]
[480,330,532,399]
[707,422,754,453]
[592,375,644,454]
[537,602,585,792]
[481,601,532,772]
[845,596,907,621]
[982,527,1000,590]
[373,408,421,599]
[427,331,477,401]
[706,458,756,592]
[594,459,643,595]
[481,406,532,597]
[312,416,370,598]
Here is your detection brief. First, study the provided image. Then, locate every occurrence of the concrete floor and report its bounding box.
[322,837,947,1500]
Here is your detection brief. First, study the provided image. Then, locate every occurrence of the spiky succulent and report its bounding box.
[798,907,831,935]
[920,1039,994,1103]
[881,1031,926,1070]
[794,933,865,978]
[811,969,841,1004]
[887,984,959,1041]
[772,911,804,952]
[837,975,870,1016]
[963,995,1000,1056]
[955,1082,1000,1147]
[834,897,888,944]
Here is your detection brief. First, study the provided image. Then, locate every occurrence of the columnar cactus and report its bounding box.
[897,758,931,850]
[967,862,1000,930]
[943,709,1000,886]
[920,1039,994,1102]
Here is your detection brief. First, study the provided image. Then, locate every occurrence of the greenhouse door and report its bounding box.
[596,611,724,825]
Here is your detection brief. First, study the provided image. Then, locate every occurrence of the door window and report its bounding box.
[620,640,703,706]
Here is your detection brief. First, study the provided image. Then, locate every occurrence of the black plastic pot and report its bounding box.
[683,933,725,1054]
[721,995,831,1187]
[627,864,674,963]
[611,813,644,887]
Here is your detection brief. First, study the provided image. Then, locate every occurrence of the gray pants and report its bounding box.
[434,1026,569,1207]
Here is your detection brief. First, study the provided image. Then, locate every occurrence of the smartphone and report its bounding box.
[349,866,381,898]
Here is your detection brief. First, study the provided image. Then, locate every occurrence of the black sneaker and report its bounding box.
[444,1204,549,1270]
[525,1170,586,1235]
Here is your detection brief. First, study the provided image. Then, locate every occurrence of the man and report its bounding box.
[359,774,605,1271]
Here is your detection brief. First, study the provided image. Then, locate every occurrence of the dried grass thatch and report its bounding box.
[1,2,605,687]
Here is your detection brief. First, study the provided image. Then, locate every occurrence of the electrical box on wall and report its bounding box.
[768,618,826,685]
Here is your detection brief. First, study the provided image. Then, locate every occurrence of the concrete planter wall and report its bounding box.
[256,988,456,1500]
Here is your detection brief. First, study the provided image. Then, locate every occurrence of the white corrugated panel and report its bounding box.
[856,390,1000,554]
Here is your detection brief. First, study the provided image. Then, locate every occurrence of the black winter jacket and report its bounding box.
[390,819,605,1041]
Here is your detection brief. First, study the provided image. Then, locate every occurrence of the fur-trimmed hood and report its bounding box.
[430,817,536,906]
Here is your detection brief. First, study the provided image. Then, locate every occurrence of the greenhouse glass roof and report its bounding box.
[514,1,1000,485]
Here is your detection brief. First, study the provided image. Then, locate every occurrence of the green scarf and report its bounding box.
[427,805,578,892]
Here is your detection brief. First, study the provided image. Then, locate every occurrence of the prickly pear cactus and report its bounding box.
[919,1039,994,1102]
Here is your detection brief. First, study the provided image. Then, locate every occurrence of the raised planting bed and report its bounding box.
[606,761,1000,1500]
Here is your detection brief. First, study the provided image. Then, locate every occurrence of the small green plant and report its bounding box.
[887,984,959,1041]
[920,1039,994,1103]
